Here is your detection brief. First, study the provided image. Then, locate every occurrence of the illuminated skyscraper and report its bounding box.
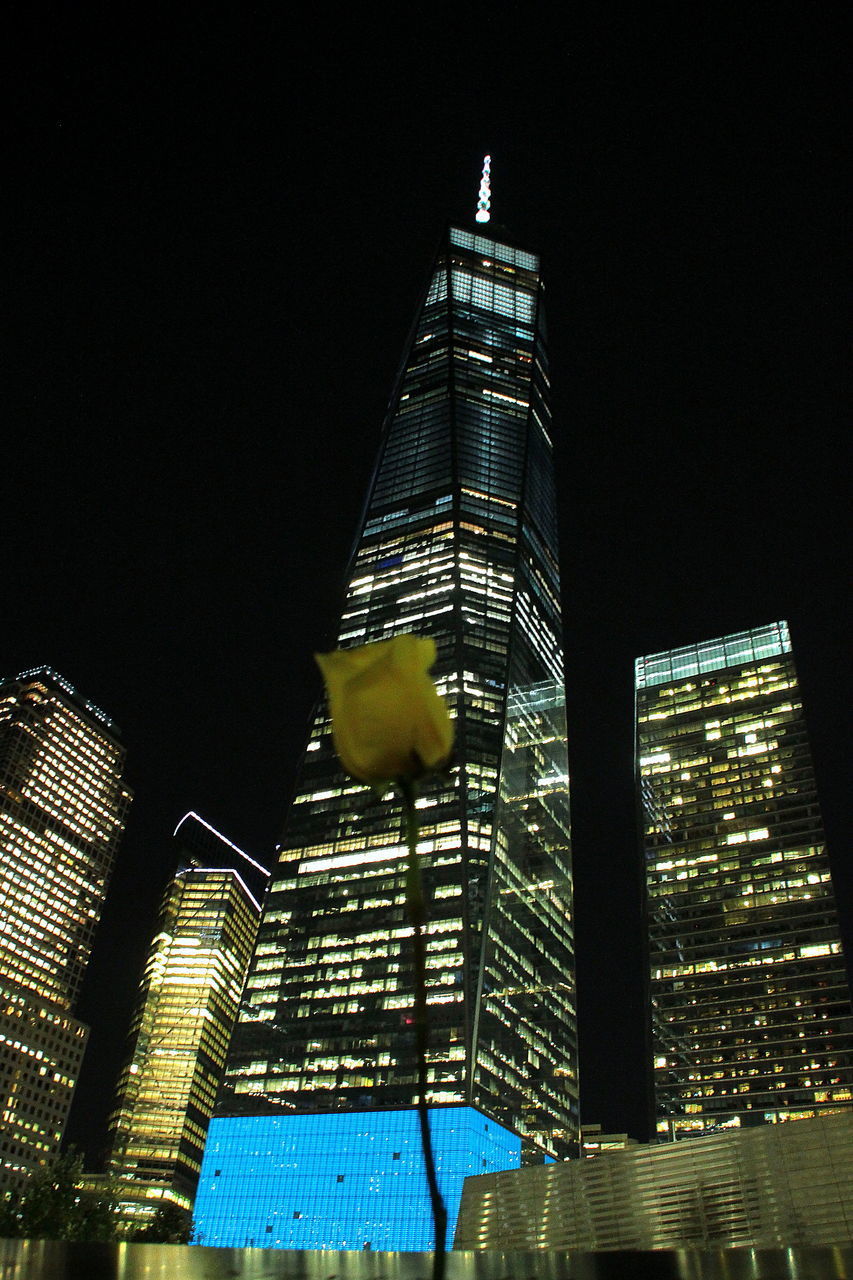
[636,622,853,1140]
[105,813,266,1229]
[0,666,131,1187]
[195,194,577,1250]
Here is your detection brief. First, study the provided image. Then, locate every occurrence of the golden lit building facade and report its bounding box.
[105,813,264,1225]
[0,667,131,1007]
[0,666,131,1187]
[635,622,853,1140]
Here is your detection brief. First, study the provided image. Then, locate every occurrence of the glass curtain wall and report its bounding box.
[221,224,578,1160]
[636,623,853,1138]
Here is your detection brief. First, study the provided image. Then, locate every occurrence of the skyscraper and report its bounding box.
[194,186,577,1250]
[0,666,131,1187]
[105,812,265,1231]
[636,622,853,1140]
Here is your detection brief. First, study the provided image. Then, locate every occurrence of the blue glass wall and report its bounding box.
[193,1105,520,1251]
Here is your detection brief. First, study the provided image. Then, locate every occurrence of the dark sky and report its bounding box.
[4,4,849,1162]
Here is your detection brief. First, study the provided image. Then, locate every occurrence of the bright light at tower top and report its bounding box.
[475,154,491,223]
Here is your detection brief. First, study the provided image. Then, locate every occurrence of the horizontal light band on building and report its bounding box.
[654,941,839,977]
[298,846,406,874]
[449,225,538,271]
[725,828,770,845]
[482,388,530,408]
[635,621,792,688]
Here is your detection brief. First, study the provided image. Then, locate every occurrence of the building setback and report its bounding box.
[105,813,265,1230]
[635,622,853,1139]
[0,666,131,1187]
[194,195,577,1250]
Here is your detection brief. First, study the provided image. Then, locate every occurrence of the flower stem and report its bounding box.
[401,778,447,1279]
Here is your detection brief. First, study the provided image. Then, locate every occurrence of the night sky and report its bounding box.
[4,5,849,1165]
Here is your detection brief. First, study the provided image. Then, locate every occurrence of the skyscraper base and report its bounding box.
[193,1105,521,1251]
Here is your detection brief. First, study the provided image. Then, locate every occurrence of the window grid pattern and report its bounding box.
[637,622,792,690]
[0,981,88,1190]
[0,672,132,1010]
[0,667,129,1185]
[636,626,853,1139]
[205,224,576,1249]
[195,1106,520,1251]
[106,865,260,1201]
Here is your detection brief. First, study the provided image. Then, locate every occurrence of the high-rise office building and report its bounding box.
[195,190,577,1250]
[0,666,131,1187]
[105,812,266,1230]
[636,622,853,1140]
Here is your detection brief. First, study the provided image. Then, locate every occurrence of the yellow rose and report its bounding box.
[315,634,453,785]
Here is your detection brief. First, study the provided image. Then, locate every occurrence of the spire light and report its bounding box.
[475,154,491,223]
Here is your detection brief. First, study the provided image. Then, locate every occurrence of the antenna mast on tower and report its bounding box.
[475,155,491,223]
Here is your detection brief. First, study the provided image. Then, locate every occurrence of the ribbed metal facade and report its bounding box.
[455,1111,853,1250]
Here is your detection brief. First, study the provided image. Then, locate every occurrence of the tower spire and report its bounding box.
[475,154,491,223]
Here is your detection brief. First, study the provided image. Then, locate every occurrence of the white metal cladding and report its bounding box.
[454,1112,853,1250]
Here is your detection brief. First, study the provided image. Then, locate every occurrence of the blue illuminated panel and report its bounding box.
[193,1106,520,1251]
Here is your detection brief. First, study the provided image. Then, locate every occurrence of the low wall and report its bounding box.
[2,1239,853,1279]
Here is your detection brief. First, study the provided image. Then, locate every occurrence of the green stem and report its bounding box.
[401,778,447,1280]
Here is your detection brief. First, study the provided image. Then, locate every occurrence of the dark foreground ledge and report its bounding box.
[2,1240,852,1279]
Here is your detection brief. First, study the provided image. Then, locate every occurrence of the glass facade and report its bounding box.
[0,982,88,1190]
[0,666,131,1185]
[195,1106,520,1251]
[636,622,853,1139]
[196,220,576,1249]
[105,815,264,1226]
[0,667,131,1009]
